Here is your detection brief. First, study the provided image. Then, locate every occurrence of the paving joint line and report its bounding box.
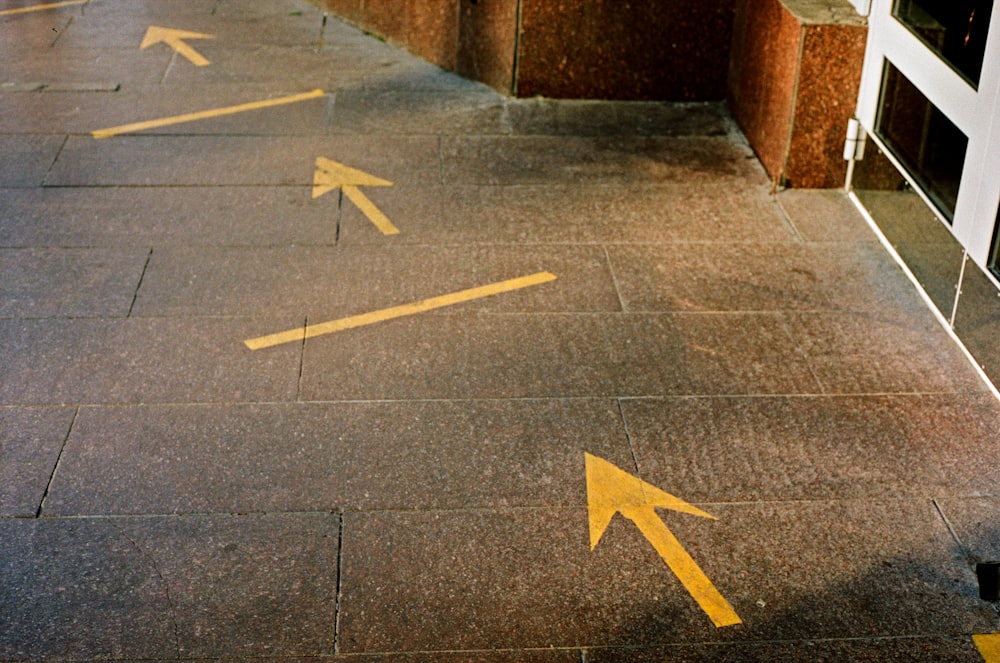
[127,247,153,318]
[333,510,345,656]
[35,406,78,518]
[933,498,975,566]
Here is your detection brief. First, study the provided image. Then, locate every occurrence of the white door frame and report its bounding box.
[854,0,1000,270]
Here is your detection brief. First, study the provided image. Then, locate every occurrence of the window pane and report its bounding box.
[893,0,993,86]
[875,61,968,221]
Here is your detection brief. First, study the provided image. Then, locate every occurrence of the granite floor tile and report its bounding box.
[935,497,1000,563]
[329,87,508,135]
[506,99,732,137]
[297,312,820,401]
[1,47,168,88]
[787,311,988,394]
[158,44,410,89]
[79,0,218,18]
[0,248,150,317]
[338,183,794,246]
[132,245,620,318]
[337,500,991,653]
[0,134,65,187]
[441,135,768,186]
[43,399,632,515]
[776,188,880,243]
[46,135,440,186]
[0,513,339,659]
[606,242,924,313]
[0,11,73,50]
[585,637,985,662]
[620,393,1000,502]
[0,186,335,248]
[54,5,327,49]
[0,406,75,516]
[0,85,333,135]
[0,317,301,405]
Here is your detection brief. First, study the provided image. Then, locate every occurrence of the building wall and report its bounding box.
[316,0,735,100]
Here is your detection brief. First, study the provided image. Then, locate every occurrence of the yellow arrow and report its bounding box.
[975,634,1000,661]
[585,453,742,628]
[141,26,214,67]
[313,157,398,235]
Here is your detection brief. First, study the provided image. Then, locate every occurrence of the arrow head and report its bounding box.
[313,157,393,199]
[141,26,214,50]
[585,453,715,549]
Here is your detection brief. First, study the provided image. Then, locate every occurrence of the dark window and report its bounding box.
[875,61,968,221]
[893,0,993,87]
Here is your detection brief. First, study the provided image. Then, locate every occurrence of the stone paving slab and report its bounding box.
[297,312,821,401]
[0,186,335,248]
[337,500,992,653]
[337,182,794,246]
[46,135,439,186]
[621,394,1000,502]
[786,310,988,394]
[0,317,301,405]
[777,188,882,243]
[0,513,339,659]
[0,85,333,135]
[606,242,924,313]
[131,244,622,318]
[52,4,327,49]
[43,399,632,515]
[0,247,149,317]
[441,135,767,186]
[1,46,167,88]
[0,406,75,517]
[586,638,987,662]
[0,134,65,187]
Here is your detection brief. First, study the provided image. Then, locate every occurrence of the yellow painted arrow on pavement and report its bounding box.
[141,26,214,67]
[585,453,742,628]
[313,157,398,235]
[975,634,1000,661]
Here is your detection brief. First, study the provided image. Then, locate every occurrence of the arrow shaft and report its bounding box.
[625,506,742,628]
[167,37,209,66]
[343,185,399,235]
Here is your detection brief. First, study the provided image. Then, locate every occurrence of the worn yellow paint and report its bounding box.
[244,271,558,350]
[313,157,397,235]
[585,453,742,628]
[0,0,86,16]
[141,26,214,67]
[92,89,325,138]
[975,634,1000,661]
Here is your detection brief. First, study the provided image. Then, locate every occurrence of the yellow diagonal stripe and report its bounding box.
[0,0,86,16]
[92,89,325,138]
[343,185,399,235]
[245,271,557,350]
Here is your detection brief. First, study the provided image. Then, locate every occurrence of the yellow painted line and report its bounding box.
[0,0,86,16]
[245,271,557,351]
[92,89,325,139]
[585,453,742,628]
[975,634,1000,661]
[141,26,214,67]
[343,185,399,235]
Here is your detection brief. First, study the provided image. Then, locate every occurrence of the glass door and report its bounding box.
[852,0,1000,272]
